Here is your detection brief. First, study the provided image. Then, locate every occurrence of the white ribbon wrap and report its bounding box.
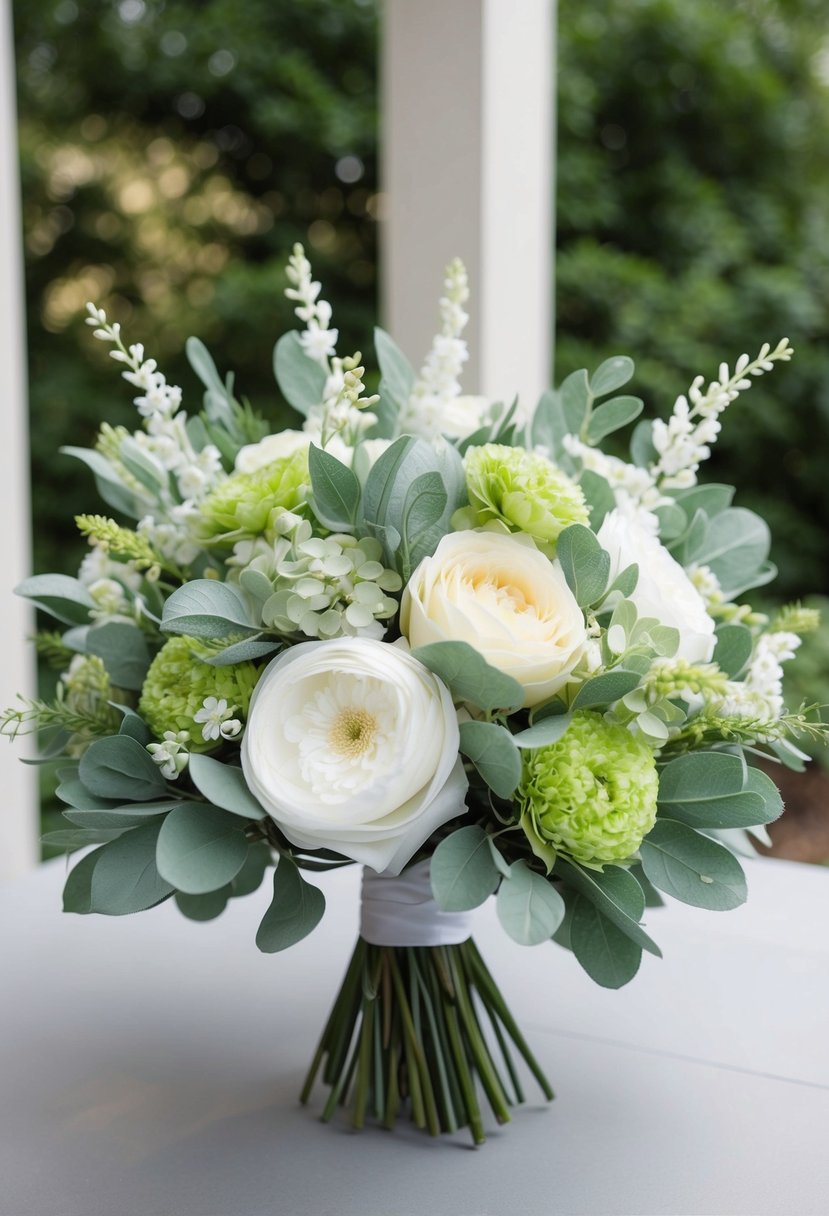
[359,859,473,947]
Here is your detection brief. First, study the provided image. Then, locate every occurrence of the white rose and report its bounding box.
[597,508,716,663]
[400,530,587,708]
[235,430,310,474]
[241,638,467,875]
[441,395,492,439]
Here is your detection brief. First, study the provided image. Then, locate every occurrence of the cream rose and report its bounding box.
[400,530,587,707]
[241,638,467,875]
[598,509,716,663]
[235,430,311,474]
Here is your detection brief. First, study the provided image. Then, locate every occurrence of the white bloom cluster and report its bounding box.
[285,243,339,366]
[85,304,226,567]
[716,629,801,725]
[562,436,668,517]
[77,541,142,621]
[651,340,793,490]
[147,729,190,780]
[303,354,379,450]
[193,696,242,743]
[397,258,470,440]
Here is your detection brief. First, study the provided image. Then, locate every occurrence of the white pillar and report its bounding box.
[381,0,555,412]
[0,0,38,878]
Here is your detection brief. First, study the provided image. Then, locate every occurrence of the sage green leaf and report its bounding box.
[560,368,591,433]
[605,563,639,599]
[411,640,524,712]
[713,624,753,678]
[62,848,101,914]
[188,753,267,820]
[115,706,152,745]
[309,443,361,530]
[399,471,448,580]
[556,524,610,607]
[657,752,772,828]
[585,395,643,444]
[571,669,642,710]
[744,766,784,822]
[692,508,771,594]
[654,501,687,540]
[175,887,231,922]
[15,574,95,626]
[161,580,259,639]
[231,842,273,897]
[570,896,643,988]
[60,446,142,518]
[256,858,325,952]
[458,721,521,798]
[629,419,656,467]
[374,326,415,409]
[530,388,568,457]
[672,483,734,519]
[88,820,174,915]
[431,825,500,912]
[201,637,281,666]
[56,776,118,811]
[79,735,167,802]
[512,713,574,750]
[87,621,150,691]
[42,826,127,850]
[64,800,183,829]
[496,860,565,945]
[273,331,327,416]
[580,470,616,531]
[555,859,661,956]
[590,355,634,398]
[639,818,747,910]
[156,803,249,895]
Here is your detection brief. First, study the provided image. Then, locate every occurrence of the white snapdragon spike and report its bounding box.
[688,563,724,612]
[650,339,793,490]
[397,258,470,440]
[302,352,379,449]
[716,630,801,725]
[146,731,190,780]
[284,243,339,368]
[562,435,668,518]
[78,542,142,593]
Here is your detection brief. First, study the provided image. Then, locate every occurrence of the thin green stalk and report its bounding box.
[446,949,511,1125]
[352,992,375,1130]
[442,993,486,1146]
[411,949,459,1133]
[301,940,365,1103]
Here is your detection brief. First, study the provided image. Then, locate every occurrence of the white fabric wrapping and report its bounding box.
[359,859,473,947]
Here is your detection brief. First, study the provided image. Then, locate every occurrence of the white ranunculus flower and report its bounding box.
[241,638,467,875]
[598,509,716,663]
[440,395,492,439]
[400,530,587,708]
[235,430,310,474]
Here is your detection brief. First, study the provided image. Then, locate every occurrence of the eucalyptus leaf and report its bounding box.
[115,706,152,745]
[639,818,747,910]
[201,636,281,666]
[42,826,128,850]
[713,624,753,678]
[309,444,361,530]
[156,802,249,894]
[496,860,565,945]
[555,860,661,956]
[590,355,634,398]
[88,820,174,915]
[570,896,643,987]
[585,395,643,444]
[273,331,327,416]
[188,754,267,820]
[87,621,151,691]
[161,579,259,639]
[529,388,568,458]
[64,800,183,828]
[62,848,101,914]
[15,574,95,626]
[572,669,642,710]
[431,825,500,912]
[629,419,657,468]
[692,508,771,594]
[657,752,774,829]
[79,735,167,802]
[374,326,415,410]
[60,446,143,518]
[580,470,616,531]
[458,720,522,798]
[556,524,610,607]
[256,858,325,952]
[560,369,591,434]
[411,640,524,712]
[175,887,231,922]
[511,713,574,749]
[672,483,734,519]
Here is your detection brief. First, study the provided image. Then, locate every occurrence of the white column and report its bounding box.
[381,0,555,412]
[0,0,38,878]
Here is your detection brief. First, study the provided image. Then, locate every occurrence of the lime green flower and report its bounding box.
[461,443,589,547]
[199,449,310,543]
[517,710,658,869]
[139,637,260,751]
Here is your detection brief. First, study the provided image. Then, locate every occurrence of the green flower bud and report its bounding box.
[139,637,260,751]
[200,450,310,543]
[462,443,589,548]
[517,710,658,868]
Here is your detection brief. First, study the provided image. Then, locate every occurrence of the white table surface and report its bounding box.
[1,855,828,1216]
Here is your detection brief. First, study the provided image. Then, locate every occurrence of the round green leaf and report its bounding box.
[431,825,500,912]
[256,859,325,953]
[496,860,565,945]
[570,896,642,989]
[639,818,748,910]
[156,803,249,895]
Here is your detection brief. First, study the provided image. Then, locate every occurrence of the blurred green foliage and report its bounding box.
[14,0,829,602]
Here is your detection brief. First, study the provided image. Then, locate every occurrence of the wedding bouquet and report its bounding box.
[5,247,826,1145]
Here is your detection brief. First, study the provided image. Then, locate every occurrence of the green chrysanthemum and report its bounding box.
[139,637,260,751]
[517,710,658,869]
[200,449,310,543]
[461,443,589,547]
